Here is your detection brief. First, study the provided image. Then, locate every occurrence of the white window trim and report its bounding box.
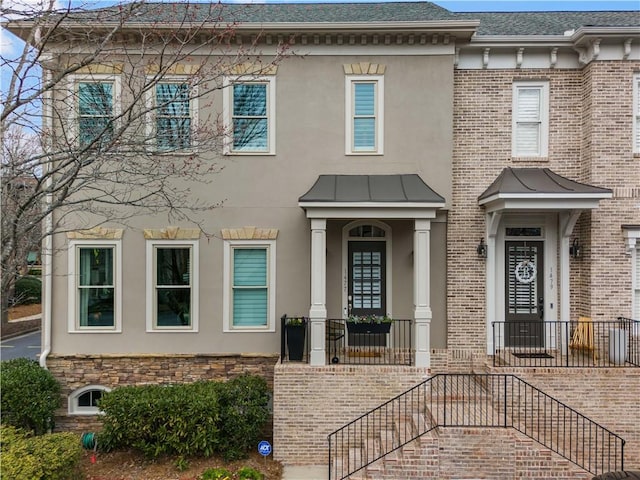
[67,240,122,333]
[69,385,111,416]
[222,76,276,155]
[146,239,199,332]
[633,73,640,154]
[223,239,276,332]
[69,74,121,148]
[345,75,384,155]
[511,81,549,158]
[145,77,199,154]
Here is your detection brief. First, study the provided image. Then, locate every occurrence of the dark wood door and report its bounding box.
[348,241,386,317]
[505,241,544,347]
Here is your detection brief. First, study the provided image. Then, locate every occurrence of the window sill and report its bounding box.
[223,327,275,333]
[146,328,199,333]
[225,151,276,156]
[511,156,549,163]
[346,152,384,156]
[69,328,121,334]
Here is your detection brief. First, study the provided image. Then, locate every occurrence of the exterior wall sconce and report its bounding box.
[569,238,582,259]
[477,238,487,258]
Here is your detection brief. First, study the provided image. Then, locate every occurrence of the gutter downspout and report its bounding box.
[39,49,53,368]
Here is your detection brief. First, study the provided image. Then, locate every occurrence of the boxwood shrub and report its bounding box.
[13,275,42,305]
[0,426,83,480]
[1,358,61,434]
[98,375,270,460]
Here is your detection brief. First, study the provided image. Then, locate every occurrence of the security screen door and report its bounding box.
[505,241,544,347]
[348,241,386,317]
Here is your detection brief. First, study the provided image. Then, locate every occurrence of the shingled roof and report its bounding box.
[54,2,640,36]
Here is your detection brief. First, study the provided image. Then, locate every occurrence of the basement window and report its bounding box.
[69,385,110,415]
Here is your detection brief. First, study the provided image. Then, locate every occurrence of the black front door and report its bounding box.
[505,241,544,347]
[348,241,386,317]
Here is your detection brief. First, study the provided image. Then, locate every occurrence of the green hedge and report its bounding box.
[98,375,270,460]
[13,275,42,305]
[1,358,61,434]
[0,426,83,480]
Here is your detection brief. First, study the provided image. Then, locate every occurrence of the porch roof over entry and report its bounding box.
[299,174,445,219]
[478,167,612,212]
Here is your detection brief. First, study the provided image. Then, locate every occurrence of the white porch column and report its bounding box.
[309,218,327,366]
[559,210,581,355]
[485,211,502,355]
[414,219,432,368]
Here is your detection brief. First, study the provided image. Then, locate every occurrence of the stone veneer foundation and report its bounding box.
[46,354,279,431]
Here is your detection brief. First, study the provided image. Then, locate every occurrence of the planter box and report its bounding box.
[346,322,391,334]
[286,325,306,361]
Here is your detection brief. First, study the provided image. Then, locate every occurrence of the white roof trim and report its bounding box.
[479,191,613,206]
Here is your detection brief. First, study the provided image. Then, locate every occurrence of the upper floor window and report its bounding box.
[146,240,199,332]
[68,240,121,332]
[223,77,276,154]
[633,74,640,154]
[223,240,276,332]
[155,82,194,151]
[512,81,549,157]
[345,75,384,154]
[77,80,116,148]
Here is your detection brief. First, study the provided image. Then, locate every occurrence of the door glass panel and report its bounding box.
[507,244,538,315]
[349,241,385,317]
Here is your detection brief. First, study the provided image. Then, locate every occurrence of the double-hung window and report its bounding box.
[68,241,121,332]
[223,77,276,154]
[146,240,199,331]
[633,74,640,154]
[77,79,117,148]
[155,82,194,151]
[345,75,384,154]
[223,240,276,332]
[512,81,549,157]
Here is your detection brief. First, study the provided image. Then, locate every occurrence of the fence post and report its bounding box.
[503,375,508,428]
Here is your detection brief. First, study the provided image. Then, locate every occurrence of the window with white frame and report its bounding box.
[633,74,640,154]
[75,76,120,148]
[68,241,121,332]
[69,385,111,415]
[223,77,276,154]
[512,81,549,157]
[223,241,276,331]
[345,75,384,154]
[153,81,196,151]
[146,240,199,331]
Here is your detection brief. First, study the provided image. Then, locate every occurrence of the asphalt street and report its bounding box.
[0,331,41,362]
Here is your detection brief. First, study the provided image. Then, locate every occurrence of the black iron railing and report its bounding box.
[492,318,640,367]
[280,316,413,365]
[327,318,412,366]
[328,374,625,479]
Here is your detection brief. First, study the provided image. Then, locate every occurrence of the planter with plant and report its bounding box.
[346,314,393,334]
[285,317,307,361]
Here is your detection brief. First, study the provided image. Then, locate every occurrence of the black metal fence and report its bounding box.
[280,316,413,365]
[492,318,640,367]
[328,374,625,480]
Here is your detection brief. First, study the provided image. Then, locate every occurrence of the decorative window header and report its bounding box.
[143,227,201,240]
[343,63,386,75]
[221,227,278,240]
[74,64,124,75]
[145,63,201,75]
[226,62,278,76]
[67,227,123,240]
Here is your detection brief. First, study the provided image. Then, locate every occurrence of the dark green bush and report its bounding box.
[13,275,42,305]
[218,375,270,461]
[0,426,83,480]
[97,375,270,461]
[1,358,61,434]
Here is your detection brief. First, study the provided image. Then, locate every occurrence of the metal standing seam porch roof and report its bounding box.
[478,168,612,212]
[299,174,445,204]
